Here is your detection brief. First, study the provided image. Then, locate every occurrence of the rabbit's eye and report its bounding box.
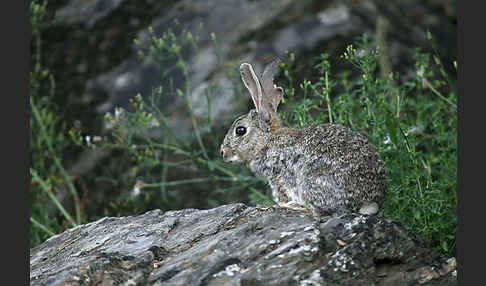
[235,126,247,136]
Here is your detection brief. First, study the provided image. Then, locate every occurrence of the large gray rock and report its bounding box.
[30,204,457,285]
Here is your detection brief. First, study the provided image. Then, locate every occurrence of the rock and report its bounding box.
[56,0,126,29]
[30,204,457,285]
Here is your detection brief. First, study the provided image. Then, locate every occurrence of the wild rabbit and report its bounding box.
[220,58,386,216]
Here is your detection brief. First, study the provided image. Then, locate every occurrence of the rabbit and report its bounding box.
[220,58,387,216]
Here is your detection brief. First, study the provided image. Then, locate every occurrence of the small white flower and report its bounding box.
[131,180,145,197]
[405,125,423,136]
[114,107,126,119]
[383,136,391,145]
[150,118,160,128]
[416,68,425,78]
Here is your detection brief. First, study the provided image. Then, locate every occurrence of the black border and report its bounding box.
[456,1,462,282]
[5,0,31,284]
[457,0,478,285]
[24,1,32,285]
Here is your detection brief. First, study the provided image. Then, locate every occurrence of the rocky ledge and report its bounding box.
[30,204,457,285]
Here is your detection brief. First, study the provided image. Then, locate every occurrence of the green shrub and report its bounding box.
[279,35,457,257]
[30,0,82,247]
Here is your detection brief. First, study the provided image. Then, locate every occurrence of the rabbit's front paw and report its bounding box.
[278,201,310,212]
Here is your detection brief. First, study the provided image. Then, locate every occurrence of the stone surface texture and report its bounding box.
[30,204,457,285]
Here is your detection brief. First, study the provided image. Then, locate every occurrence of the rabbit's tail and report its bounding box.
[358,202,379,215]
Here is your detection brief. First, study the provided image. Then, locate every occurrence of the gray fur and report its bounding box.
[221,59,387,215]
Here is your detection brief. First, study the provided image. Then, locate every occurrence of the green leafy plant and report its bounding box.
[75,23,269,220]
[30,0,82,247]
[278,35,457,256]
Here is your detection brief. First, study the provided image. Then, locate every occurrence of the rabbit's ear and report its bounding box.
[268,86,284,113]
[261,58,281,96]
[261,58,284,113]
[240,63,263,112]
